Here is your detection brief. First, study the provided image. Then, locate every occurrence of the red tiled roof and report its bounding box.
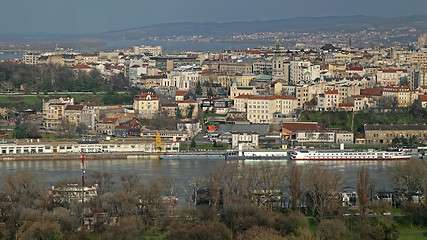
[420,95,427,102]
[99,118,118,124]
[235,94,253,99]
[339,103,354,107]
[362,88,382,96]
[175,91,189,96]
[379,69,407,73]
[65,105,83,111]
[282,122,319,132]
[82,102,98,107]
[352,95,366,98]
[178,98,197,104]
[348,67,363,71]
[107,65,124,70]
[74,64,91,69]
[324,90,339,94]
[134,93,159,101]
[355,133,365,139]
[248,95,296,100]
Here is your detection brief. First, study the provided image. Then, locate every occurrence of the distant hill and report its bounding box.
[100,15,427,40]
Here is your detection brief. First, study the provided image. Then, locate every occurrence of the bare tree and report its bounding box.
[1,80,13,92]
[206,172,221,208]
[2,170,46,208]
[304,165,344,219]
[378,96,399,110]
[389,160,427,203]
[287,164,304,210]
[88,171,114,195]
[120,174,141,194]
[357,166,373,215]
[188,176,205,206]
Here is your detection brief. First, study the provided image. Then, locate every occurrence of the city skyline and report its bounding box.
[2,0,427,36]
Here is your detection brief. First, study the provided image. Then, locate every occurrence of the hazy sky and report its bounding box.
[2,0,427,36]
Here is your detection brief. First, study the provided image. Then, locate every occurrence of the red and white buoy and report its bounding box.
[81,153,85,215]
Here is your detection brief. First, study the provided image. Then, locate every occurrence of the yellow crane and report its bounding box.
[153,130,163,154]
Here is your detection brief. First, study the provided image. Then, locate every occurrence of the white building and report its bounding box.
[232,132,259,150]
[296,131,353,143]
[163,66,201,90]
[246,95,297,123]
[290,61,320,84]
[317,90,339,111]
[376,69,408,87]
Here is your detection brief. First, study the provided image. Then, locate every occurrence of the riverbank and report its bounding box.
[1,148,420,161]
[0,152,160,161]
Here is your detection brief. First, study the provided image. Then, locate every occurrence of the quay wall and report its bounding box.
[0,153,160,161]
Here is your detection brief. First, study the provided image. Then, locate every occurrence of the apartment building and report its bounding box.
[317,90,339,111]
[96,118,119,135]
[133,93,160,115]
[420,95,427,108]
[246,95,297,123]
[376,69,408,86]
[22,51,42,65]
[290,61,320,84]
[364,124,427,144]
[177,98,199,119]
[382,86,412,107]
[64,105,84,126]
[218,62,253,74]
[44,103,67,129]
[233,95,251,112]
[351,95,374,111]
[231,132,259,150]
[163,68,201,90]
[234,73,256,86]
[412,50,427,72]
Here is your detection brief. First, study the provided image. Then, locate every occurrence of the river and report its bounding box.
[0,157,400,191]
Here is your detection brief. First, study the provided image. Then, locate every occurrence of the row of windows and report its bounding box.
[248,114,269,119]
[249,110,269,113]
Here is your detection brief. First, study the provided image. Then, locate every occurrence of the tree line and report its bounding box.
[0,160,425,239]
[0,62,129,93]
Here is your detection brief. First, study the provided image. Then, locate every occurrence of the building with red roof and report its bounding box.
[178,98,199,119]
[96,118,119,135]
[338,103,354,112]
[133,93,159,115]
[362,88,383,99]
[377,68,408,87]
[351,95,374,111]
[317,89,339,111]
[282,122,319,132]
[420,95,427,108]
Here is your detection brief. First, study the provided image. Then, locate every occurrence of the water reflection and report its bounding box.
[0,158,400,191]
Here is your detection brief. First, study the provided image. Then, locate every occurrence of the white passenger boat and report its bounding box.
[291,149,410,161]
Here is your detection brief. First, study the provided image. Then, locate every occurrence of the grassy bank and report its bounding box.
[0,92,134,111]
[398,226,427,240]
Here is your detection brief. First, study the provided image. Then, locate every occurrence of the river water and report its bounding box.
[0,157,400,191]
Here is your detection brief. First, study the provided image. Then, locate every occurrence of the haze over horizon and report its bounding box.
[2,0,427,36]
